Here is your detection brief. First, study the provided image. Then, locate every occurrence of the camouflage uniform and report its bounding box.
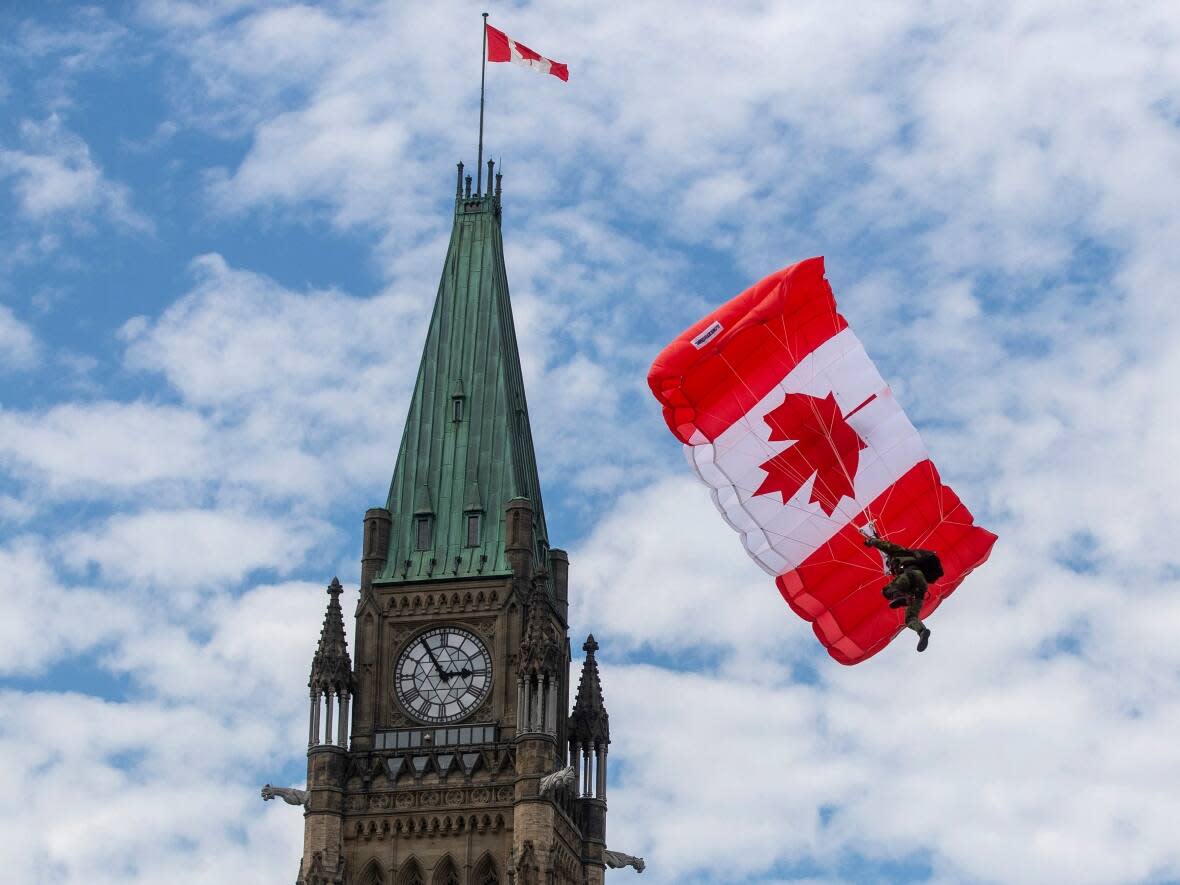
[865,536,934,652]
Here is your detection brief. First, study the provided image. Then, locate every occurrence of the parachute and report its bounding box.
[648,257,996,664]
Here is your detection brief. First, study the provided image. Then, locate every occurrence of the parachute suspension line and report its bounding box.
[718,351,763,408]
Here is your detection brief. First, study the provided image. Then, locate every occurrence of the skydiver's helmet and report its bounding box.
[912,549,944,582]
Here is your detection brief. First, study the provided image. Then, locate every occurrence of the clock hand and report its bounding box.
[420,640,451,681]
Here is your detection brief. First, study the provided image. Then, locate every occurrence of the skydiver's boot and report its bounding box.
[916,627,931,652]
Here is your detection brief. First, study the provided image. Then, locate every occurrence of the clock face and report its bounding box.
[395,627,492,724]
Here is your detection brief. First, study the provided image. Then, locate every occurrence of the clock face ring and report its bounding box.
[395,626,492,724]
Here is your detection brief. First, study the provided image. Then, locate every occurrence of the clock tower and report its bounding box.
[274,163,641,885]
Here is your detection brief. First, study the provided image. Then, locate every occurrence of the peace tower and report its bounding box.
[265,163,643,885]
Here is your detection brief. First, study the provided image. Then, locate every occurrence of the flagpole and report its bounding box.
[477,11,488,195]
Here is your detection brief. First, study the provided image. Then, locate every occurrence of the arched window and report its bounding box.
[472,853,499,885]
[432,856,461,885]
[397,859,424,885]
[358,859,385,885]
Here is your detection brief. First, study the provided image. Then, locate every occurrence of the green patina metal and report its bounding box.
[377,175,549,584]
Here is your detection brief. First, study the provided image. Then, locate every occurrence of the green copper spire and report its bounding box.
[377,163,548,584]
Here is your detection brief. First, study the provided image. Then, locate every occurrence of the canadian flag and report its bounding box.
[649,257,996,664]
[486,23,569,82]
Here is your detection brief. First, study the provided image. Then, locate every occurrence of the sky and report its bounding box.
[1,1,1179,883]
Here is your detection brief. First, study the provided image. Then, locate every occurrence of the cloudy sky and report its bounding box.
[2,1,1179,883]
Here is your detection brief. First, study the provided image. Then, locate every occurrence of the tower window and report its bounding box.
[452,396,464,422]
[415,516,433,551]
[465,512,482,547]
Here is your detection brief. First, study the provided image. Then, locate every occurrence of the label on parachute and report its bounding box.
[647,256,997,665]
[691,320,724,350]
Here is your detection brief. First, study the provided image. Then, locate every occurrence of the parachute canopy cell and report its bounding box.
[647,257,997,665]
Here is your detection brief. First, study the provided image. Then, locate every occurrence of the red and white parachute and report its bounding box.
[648,257,997,664]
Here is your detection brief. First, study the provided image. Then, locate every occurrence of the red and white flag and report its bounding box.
[486,23,569,82]
[648,257,996,664]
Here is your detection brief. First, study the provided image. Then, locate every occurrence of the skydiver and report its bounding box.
[863,535,944,653]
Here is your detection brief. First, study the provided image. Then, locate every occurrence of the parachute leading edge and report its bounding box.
[648,257,997,664]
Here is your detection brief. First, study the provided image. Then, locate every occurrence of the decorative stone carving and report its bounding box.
[518,584,561,677]
[604,851,646,873]
[261,784,308,807]
[539,765,575,797]
[513,840,539,885]
[390,625,413,644]
[302,849,345,885]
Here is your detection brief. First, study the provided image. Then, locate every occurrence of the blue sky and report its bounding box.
[2,2,1180,884]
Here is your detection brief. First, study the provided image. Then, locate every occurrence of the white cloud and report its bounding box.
[120,252,425,493]
[12,7,128,74]
[206,92,409,227]
[60,508,327,591]
[0,248,425,506]
[104,578,335,709]
[0,567,337,883]
[571,474,797,661]
[0,304,39,370]
[0,116,151,233]
[599,647,1180,884]
[0,540,133,675]
[0,494,33,523]
[0,401,210,496]
[0,690,304,885]
[122,254,412,414]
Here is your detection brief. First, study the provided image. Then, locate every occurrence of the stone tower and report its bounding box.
[276,163,642,885]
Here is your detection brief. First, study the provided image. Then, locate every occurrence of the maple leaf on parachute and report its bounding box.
[754,391,868,516]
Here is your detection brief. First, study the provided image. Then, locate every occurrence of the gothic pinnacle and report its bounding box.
[518,582,561,676]
[569,633,609,745]
[309,577,352,695]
